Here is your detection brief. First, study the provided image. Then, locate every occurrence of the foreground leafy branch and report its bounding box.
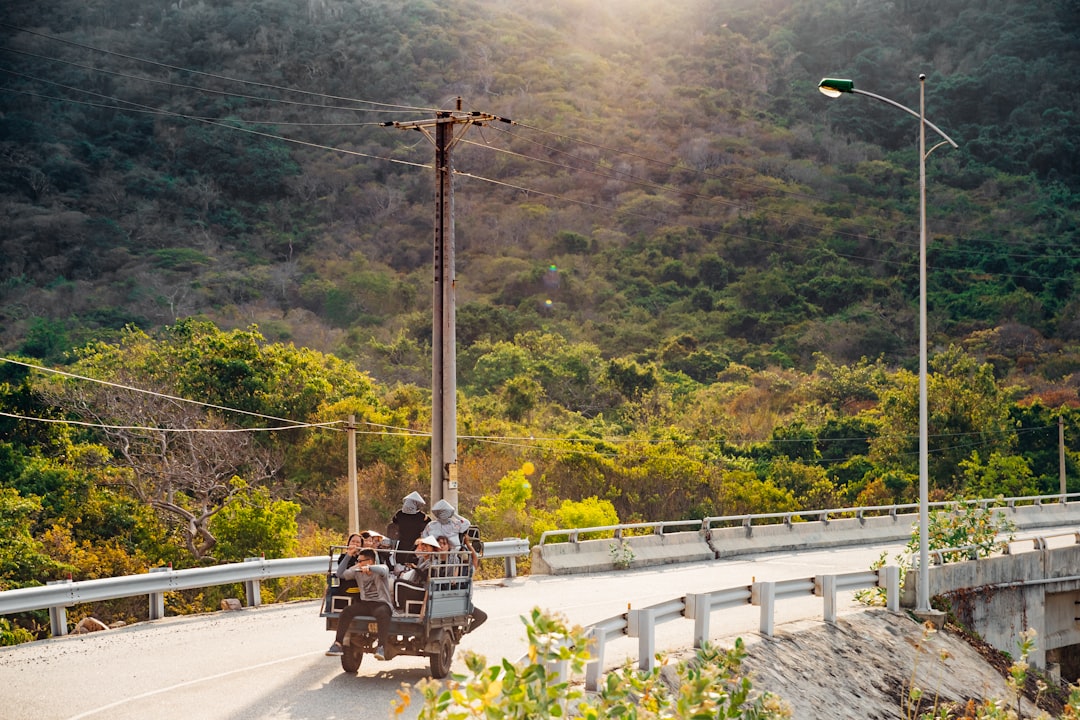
[393,607,791,719]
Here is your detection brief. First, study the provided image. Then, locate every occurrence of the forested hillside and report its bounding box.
[2,0,1080,639]
[3,0,1078,375]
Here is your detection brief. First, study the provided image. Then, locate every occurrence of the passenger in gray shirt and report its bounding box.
[326,548,394,660]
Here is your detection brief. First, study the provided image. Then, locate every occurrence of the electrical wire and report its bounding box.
[0,74,431,170]
[452,169,930,274]
[482,100,1080,258]
[480,124,1080,266]
[1,356,327,427]
[0,22,439,113]
[505,117,825,205]
[0,409,337,433]
[4,36,1073,274]
[460,137,748,210]
[0,46,429,117]
[1,357,439,437]
[6,21,1076,270]
[2,71,1068,286]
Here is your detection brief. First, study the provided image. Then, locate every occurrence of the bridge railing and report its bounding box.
[583,565,902,691]
[923,529,1080,564]
[537,493,1080,546]
[0,538,530,637]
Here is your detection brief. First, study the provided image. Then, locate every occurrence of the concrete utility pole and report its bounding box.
[385,100,508,508]
[347,414,358,533]
[1060,414,1067,500]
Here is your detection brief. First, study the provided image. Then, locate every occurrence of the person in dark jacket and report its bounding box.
[388,491,429,565]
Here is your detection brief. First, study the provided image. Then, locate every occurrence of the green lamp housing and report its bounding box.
[818,78,855,97]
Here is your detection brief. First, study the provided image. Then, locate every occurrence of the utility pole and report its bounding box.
[1060,414,1067,501]
[347,414,358,533]
[385,100,507,508]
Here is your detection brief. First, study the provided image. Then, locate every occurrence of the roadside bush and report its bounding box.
[395,607,791,719]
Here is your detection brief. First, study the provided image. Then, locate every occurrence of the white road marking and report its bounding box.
[65,650,320,720]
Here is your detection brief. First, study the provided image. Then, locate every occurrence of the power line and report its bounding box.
[1,45,428,117]
[2,33,1073,291]
[0,22,438,113]
[4,72,1068,287]
[1,357,438,438]
[504,117,825,205]
[481,124,1080,267]
[0,75,431,170]
[0,409,337,434]
[452,169,931,275]
[461,136,748,210]
[8,21,1077,269]
[4,31,1073,270]
[0,356,325,427]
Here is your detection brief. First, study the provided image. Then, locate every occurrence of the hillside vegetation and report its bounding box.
[2,0,1080,638]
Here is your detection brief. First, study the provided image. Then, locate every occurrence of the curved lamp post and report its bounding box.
[818,75,958,613]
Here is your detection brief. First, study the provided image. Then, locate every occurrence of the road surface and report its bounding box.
[0,540,918,720]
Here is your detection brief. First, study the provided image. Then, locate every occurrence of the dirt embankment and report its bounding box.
[667,609,1063,719]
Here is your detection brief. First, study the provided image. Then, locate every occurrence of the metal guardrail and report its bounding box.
[537,493,1080,545]
[926,530,1080,564]
[0,538,531,637]
[580,528,1080,690]
[582,566,902,691]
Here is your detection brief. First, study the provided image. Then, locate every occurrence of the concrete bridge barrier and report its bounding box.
[531,496,1080,577]
[531,530,714,575]
[708,512,918,558]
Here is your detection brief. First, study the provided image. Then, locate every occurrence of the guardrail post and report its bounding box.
[544,636,574,713]
[880,565,900,612]
[816,575,838,624]
[627,607,656,670]
[684,593,710,648]
[46,579,70,637]
[584,628,606,692]
[242,558,263,607]
[751,581,776,638]
[501,538,519,578]
[148,567,169,620]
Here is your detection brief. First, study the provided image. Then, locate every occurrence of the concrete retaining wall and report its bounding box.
[903,545,1080,668]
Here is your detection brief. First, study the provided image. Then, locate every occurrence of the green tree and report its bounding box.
[718,469,798,516]
[552,496,619,530]
[209,484,300,562]
[472,468,535,542]
[959,452,1040,500]
[0,488,64,591]
[871,346,1014,492]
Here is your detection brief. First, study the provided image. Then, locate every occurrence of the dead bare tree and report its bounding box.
[44,377,282,560]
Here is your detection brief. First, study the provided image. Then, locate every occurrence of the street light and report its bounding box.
[818,75,958,613]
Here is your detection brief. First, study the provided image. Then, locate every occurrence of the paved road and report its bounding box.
[0,540,923,720]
